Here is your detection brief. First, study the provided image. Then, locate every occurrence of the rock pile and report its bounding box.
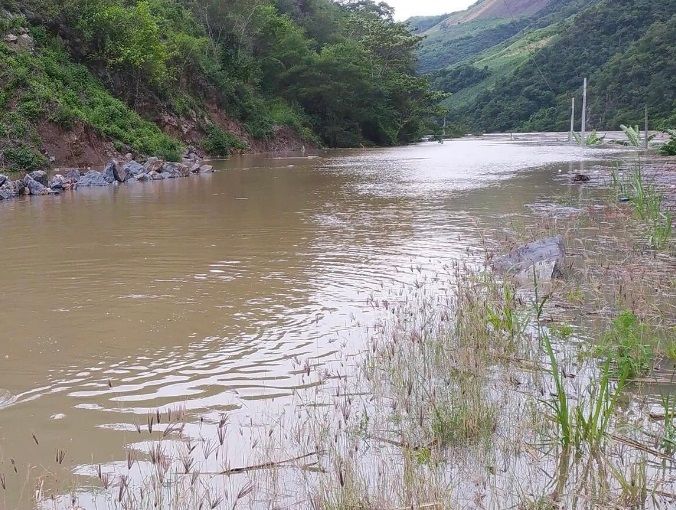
[0,158,215,201]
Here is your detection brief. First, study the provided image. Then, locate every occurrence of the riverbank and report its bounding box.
[0,152,217,201]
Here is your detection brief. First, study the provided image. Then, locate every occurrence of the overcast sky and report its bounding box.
[387,0,476,20]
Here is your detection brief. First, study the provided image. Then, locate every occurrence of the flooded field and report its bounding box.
[0,136,673,509]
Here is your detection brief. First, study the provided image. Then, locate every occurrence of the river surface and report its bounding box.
[0,138,628,508]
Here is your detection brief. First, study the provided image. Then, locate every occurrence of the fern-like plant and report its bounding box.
[660,129,676,156]
[620,125,641,147]
[620,124,657,148]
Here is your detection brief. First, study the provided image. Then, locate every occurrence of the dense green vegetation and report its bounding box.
[0,0,440,170]
[415,0,675,133]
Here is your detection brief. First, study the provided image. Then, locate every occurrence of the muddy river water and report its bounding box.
[0,137,632,508]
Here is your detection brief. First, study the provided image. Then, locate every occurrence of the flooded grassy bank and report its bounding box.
[0,136,673,509]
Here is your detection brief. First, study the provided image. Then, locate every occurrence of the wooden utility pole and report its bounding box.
[569,97,575,143]
[581,78,587,146]
[644,105,649,150]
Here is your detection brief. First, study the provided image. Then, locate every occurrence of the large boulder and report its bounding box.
[143,158,164,174]
[101,161,116,183]
[14,178,26,195]
[77,170,110,187]
[64,169,81,183]
[135,173,150,182]
[29,170,48,186]
[48,174,66,190]
[0,180,17,200]
[4,32,34,53]
[0,174,7,187]
[103,159,128,183]
[124,160,146,178]
[23,174,52,195]
[199,164,214,173]
[492,236,566,281]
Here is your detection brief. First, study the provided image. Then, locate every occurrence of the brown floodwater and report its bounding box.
[0,137,631,509]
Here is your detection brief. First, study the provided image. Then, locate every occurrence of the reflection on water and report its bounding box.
[0,138,628,507]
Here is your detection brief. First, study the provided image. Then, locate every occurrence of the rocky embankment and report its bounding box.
[0,151,214,201]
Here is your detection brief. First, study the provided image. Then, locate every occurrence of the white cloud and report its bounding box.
[387,0,476,21]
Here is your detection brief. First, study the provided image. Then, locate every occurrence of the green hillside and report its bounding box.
[415,0,675,133]
[0,0,439,171]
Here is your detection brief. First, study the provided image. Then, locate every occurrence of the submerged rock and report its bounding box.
[492,236,566,281]
[199,164,214,173]
[573,173,591,183]
[77,170,110,187]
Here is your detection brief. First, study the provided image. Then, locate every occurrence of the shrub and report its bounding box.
[202,126,246,157]
[660,129,676,156]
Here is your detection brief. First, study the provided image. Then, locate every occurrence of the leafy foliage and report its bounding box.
[0,0,441,169]
[660,130,676,156]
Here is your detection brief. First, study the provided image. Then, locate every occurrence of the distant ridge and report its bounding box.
[412,0,676,133]
[410,0,552,36]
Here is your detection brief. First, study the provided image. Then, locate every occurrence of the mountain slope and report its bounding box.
[465,0,676,132]
[415,0,676,132]
[0,0,438,171]
[412,0,555,73]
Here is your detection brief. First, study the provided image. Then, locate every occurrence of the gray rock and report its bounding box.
[492,236,566,281]
[14,178,26,195]
[17,33,34,52]
[103,159,128,183]
[29,170,48,186]
[48,174,66,190]
[148,171,165,180]
[77,170,110,187]
[4,33,34,52]
[143,158,164,173]
[183,146,199,162]
[0,182,16,200]
[135,173,150,182]
[0,174,6,187]
[23,174,52,195]
[64,169,81,183]
[125,161,146,177]
[199,164,214,173]
[161,162,189,178]
[102,161,116,183]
